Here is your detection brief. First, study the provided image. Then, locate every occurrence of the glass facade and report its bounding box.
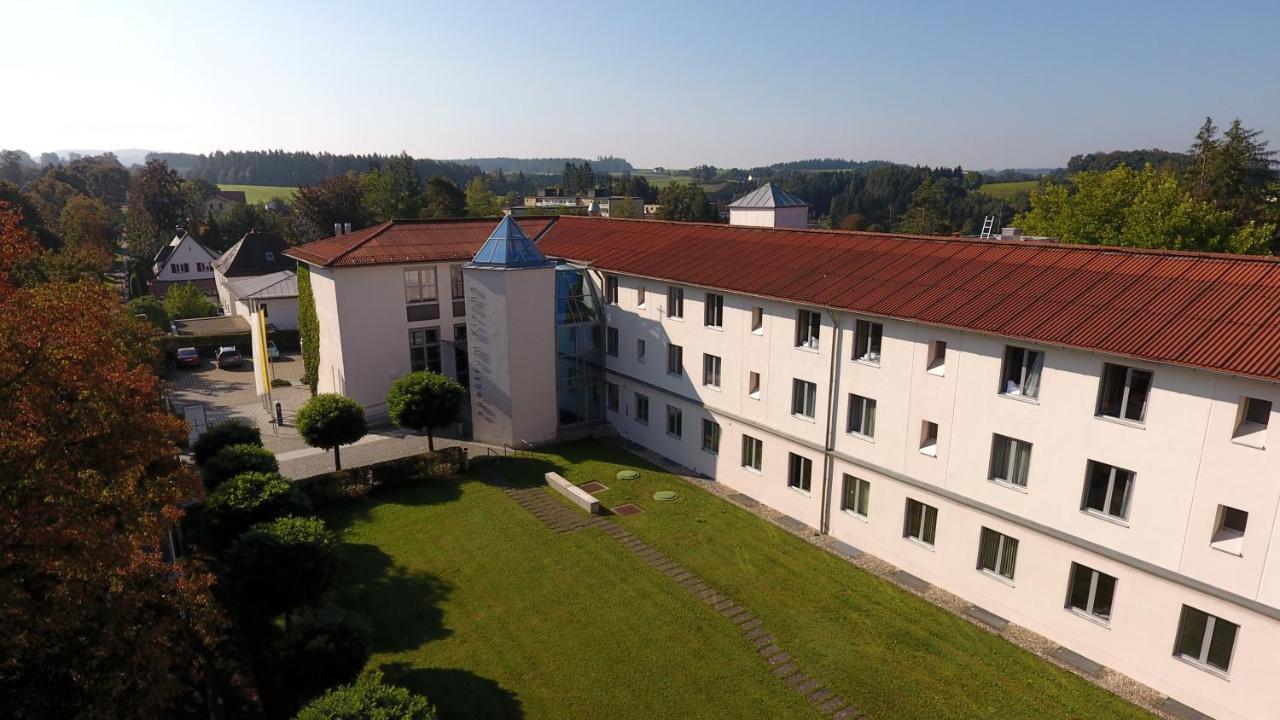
[554,263,606,426]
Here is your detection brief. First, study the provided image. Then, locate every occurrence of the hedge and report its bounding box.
[295,447,467,505]
[160,329,301,359]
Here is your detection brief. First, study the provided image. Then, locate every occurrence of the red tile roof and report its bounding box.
[537,216,1280,382]
[286,217,557,267]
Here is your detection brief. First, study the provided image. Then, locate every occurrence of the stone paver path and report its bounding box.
[503,482,870,718]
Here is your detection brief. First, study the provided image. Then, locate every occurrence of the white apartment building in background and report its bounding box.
[289,197,1280,720]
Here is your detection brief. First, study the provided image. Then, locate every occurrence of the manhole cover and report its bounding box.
[653,490,678,501]
[578,481,608,494]
[617,470,640,480]
[612,503,643,515]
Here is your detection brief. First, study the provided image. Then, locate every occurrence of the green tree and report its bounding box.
[202,471,312,546]
[192,418,263,464]
[226,516,337,619]
[657,182,717,222]
[125,160,195,260]
[125,295,170,332]
[58,195,115,255]
[297,671,437,720]
[294,172,372,242]
[296,264,320,394]
[465,176,501,216]
[1016,165,1274,254]
[162,281,218,320]
[422,176,466,218]
[896,176,949,234]
[275,604,370,709]
[362,153,422,221]
[296,393,367,470]
[202,443,280,490]
[387,371,466,451]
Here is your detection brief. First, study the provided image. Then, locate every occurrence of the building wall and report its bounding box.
[598,270,1280,720]
[728,206,808,229]
[309,261,469,419]
[235,296,299,331]
[154,237,217,284]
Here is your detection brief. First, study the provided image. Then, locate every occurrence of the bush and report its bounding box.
[275,604,370,707]
[202,443,279,491]
[226,516,337,618]
[387,371,466,452]
[296,394,367,471]
[202,471,312,545]
[126,295,170,332]
[296,671,436,720]
[163,281,218,320]
[192,419,263,465]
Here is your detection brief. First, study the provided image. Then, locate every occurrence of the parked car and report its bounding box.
[215,346,243,369]
[266,340,280,361]
[175,347,201,369]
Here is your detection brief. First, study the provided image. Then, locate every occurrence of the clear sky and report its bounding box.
[4,0,1278,169]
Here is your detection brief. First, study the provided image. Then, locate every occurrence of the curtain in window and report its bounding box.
[1013,441,1032,485]
[999,536,1018,577]
[1024,352,1043,397]
[989,438,1009,479]
[979,528,999,570]
[864,400,876,436]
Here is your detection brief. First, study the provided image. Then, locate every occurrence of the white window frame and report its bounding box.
[665,404,683,438]
[404,266,439,304]
[847,394,876,438]
[1097,363,1152,423]
[795,309,820,350]
[667,286,684,319]
[701,418,720,454]
[606,326,619,357]
[1081,460,1134,522]
[791,379,817,420]
[903,499,937,546]
[634,393,649,425]
[605,381,619,412]
[702,353,722,388]
[1065,562,1116,625]
[1174,605,1238,675]
[854,319,883,364]
[977,527,1018,582]
[704,292,724,328]
[451,264,465,299]
[1000,345,1044,400]
[742,434,763,472]
[787,452,812,493]
[989,434,1032,489]
[841,474,870,518]
[605,274,619,304]
[667,343,683,376]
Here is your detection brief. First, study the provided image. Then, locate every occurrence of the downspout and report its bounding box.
[819,309,843,535]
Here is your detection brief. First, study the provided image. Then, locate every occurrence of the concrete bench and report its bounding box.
[544,472,601,515]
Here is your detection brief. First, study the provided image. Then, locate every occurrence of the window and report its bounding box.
[847,394,876,438]
[1066,563,1117,623]
[701,419,721,454]
[748,371,761,399]
[704,293,724,328]
[667,286,684,318]
[637,285,646,308]
[919,421,939,457]
[453,324,469,388]
[605,274,619,304]
[1211,505,1248,555]
[1097,363,1152,423]
[666,405,683,437]
[635,393,649,424]
[667,344,683,376]
[408,328,441,373]
[404,267,438,303]
[751,306,764,334]
[1000,346,1044,399]
[792,379,817,419]
[787,453,812,492]
[702,354,722,388]
[904,499,937,546]
[636,338,646,363]
[196,262,209,272]
[1174,605,1238,673]
[451,265,465,299]
[1234,396,1271,446]
[795,309,820,350]
[1081,461,1134,521]
[977,527,1019,581]
[927,340,947,375]
[841,474,870,517]
[742,435,763,471]
[170,262,189,273]
[606,381,619,411]
[854,319,883,364]
[989,434,1032,488]
[606,326,619,357]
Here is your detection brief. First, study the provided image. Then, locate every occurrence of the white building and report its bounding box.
[727,183,809,228]
[150,230,218,297]
[290,211,1280,720]
[213,231,299,329]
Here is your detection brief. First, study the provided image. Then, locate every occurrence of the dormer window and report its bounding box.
[264,251,275,262]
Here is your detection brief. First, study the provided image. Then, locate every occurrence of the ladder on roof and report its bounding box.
[979,215,995,239]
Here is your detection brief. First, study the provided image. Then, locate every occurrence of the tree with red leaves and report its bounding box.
[0,200,238,718]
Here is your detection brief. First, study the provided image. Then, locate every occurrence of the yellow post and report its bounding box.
[258,306,273,410]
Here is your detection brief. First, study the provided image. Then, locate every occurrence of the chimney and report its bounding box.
[333,222,342,236]
[1000,227,1023,242]
[343,222,352,234]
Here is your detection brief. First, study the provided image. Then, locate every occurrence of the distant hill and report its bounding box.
[452,156,633,175]
[1066,149,1189,174]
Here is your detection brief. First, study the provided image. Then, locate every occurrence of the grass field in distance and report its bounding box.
[216,183,297,203]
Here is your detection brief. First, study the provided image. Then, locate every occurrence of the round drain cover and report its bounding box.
[617,470,640,480]
[653,490,677,501]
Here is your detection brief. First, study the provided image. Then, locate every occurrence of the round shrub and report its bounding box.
[276,604,370,707]
[387,371,465,452]
[296,394,367,471]
[226,516,337,617]
[202,471,312,545]
[296,671,436,720]
[193,419,263,465]
[202,443,278,491]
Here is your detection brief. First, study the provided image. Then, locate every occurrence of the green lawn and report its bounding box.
[977,180,1041,199]
[218,183,297,204]
[322,441,1152,720]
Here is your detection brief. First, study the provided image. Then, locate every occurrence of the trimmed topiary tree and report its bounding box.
[296,671,436,720]
[192,419,263,465]
[202,443,279,491]
[296,394,367,471]
[201,471,312,546]
[275,604,370,708]
[226,516,337,619]
[387,371,466,452]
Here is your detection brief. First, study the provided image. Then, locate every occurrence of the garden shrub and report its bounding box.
[202,443,278,490]
[296,671,436,720]
[226,516,337,618]
[275,604,370,708]
[192,419,263,465]
[202,471,312,545]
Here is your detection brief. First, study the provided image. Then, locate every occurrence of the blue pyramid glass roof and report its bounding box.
[470,216,551,268]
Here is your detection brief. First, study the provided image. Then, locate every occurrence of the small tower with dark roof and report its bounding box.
[462,216,559,446]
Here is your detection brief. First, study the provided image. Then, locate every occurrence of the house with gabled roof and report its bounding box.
[149,229,218,298]
[203,189,246,214]
[213,229,297,324]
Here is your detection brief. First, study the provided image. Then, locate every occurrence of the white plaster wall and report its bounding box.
[154,237,217,282]
[728,206,808,229]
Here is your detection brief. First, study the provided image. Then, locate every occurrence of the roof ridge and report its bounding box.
[327,220,393,265]
[555,216,1280,264]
